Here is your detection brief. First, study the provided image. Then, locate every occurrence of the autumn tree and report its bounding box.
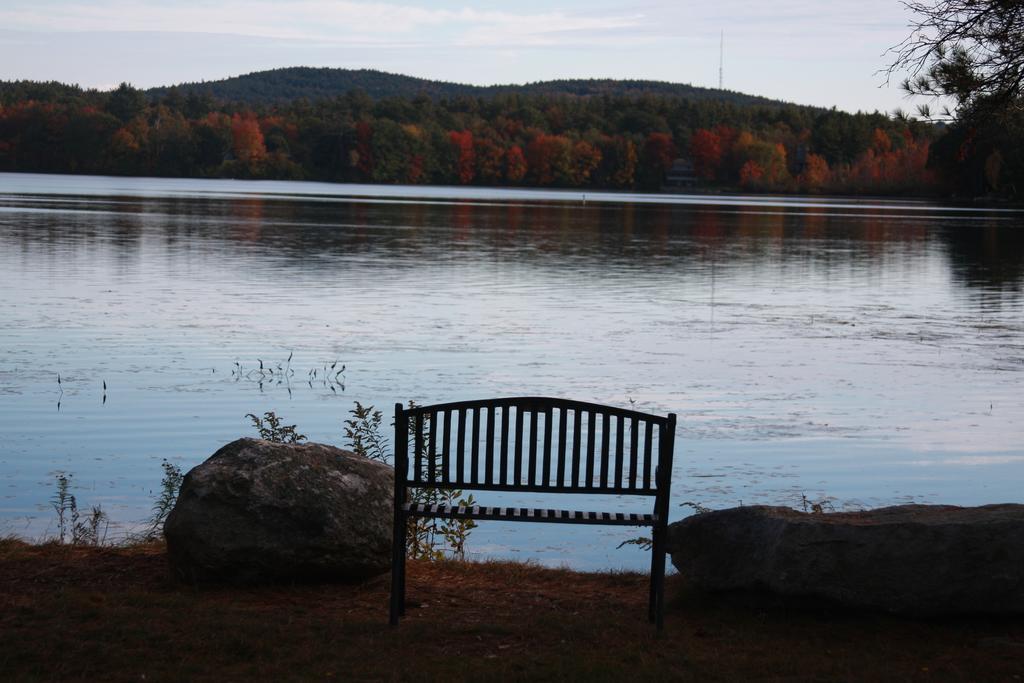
[448,130,475,184]
[690,129,723,180]
[594,135,637,188]
[567,140,602,186]
[505,145,527,183]
[354,121,373,180]
[732,132,790,189]
[797,153,831,191]
[638,132,676,189]
[231,113,266,164]
[474,137,505,184]
[739,160,765,188]
[526,133,571,185]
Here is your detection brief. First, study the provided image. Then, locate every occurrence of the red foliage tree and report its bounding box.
[739,160,765,188]
[690,129,723,180]
[526,133,571,185]
[505,145,527,183]
[639,132,676,187]
[448,130,475,184]
[354,121,373,179]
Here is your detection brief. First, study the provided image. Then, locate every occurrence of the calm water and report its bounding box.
[2,172,1022,570]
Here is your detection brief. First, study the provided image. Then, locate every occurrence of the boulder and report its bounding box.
[164,438,393,583]
[666,504,1024,615]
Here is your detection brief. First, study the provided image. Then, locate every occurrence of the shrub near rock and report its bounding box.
[164,438,393,583]
[666,504,1024,615]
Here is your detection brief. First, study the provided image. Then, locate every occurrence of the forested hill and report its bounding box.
[145,67,790,108]
[0,72,963,197]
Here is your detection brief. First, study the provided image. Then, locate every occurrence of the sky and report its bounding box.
[0,0,924,114]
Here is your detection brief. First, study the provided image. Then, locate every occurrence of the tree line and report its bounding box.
[0,78,1005,196]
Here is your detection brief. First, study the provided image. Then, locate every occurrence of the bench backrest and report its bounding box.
[393,397,676,497]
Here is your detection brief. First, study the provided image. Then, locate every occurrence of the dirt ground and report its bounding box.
[1,539,1021,682]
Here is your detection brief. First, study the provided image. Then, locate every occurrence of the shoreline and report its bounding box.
[4,170,1021,211]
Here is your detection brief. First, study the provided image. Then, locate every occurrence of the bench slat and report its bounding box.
[428,410,438,484]
[585,411,596,487]
[402,502,658,526]
[514,406,524,486]
[414,413,424,482]
[629,417,639,488]
[542,407,553,486]
[442,410,451,484]
[571,408,582,487]
[456,408,466,485]
[485,406,495,485]
[614,414,625,489]
[600,412,610,488]
[500,406,509,485]
[556,407,567,488]
[471,407,480,485]
[643,420,653,489]
[528,409,538,486]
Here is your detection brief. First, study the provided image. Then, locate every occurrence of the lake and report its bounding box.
[1,172,1022,570]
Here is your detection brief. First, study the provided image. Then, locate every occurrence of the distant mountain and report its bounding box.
[147,67,793,108]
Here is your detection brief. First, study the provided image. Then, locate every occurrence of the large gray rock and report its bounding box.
[164,438,393,583]
[667,504,1024,615]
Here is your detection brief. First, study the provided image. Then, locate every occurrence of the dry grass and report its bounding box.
[0,539,1021,681]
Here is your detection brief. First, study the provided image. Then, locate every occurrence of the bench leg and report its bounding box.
[654,525,667,630]
[649,525,667,629]
[398,527,407,617]
[389,513,406,625]
[648,526,659,623]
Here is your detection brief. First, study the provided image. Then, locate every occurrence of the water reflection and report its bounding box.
[6,193,1021,296]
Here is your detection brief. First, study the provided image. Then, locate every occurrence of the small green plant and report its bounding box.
[800,494,836,514]
[139,460,184,540]
[618,501,711,552]
[247,411,307,443]
[344,401,389,462]
[50,472,108,546]
[616,536,653,551]
[680,500,712,515]
[395,401,476,560]
[75,505,109,546]
[51,472,74,544]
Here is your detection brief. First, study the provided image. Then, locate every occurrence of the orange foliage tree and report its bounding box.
[231,113,266,164]
[798,153,831,192]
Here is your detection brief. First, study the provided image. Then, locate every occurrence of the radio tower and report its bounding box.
[718,30,724,90]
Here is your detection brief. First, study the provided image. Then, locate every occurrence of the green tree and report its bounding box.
[888,0,1024,120]
[106,82,147,123]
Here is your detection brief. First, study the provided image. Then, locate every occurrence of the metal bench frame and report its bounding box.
[389,397,677,628]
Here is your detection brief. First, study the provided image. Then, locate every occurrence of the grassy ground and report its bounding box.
[0,538,1021,682]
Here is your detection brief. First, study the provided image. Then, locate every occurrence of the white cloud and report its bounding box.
[0,1,649,46]
[0,0,924,112]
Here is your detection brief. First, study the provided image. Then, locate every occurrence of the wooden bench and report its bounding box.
[389,397,677,628]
